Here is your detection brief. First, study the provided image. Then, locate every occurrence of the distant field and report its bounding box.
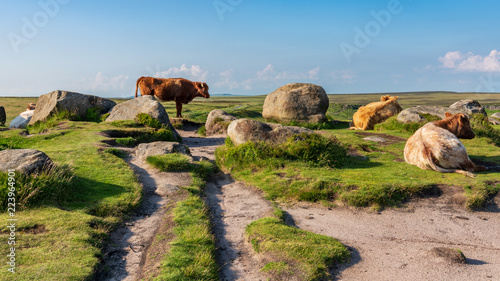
[1,92,499,126]
[328,91,500,107]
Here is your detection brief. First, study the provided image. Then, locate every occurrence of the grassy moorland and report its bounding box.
[0,111,182,280]
[0,91,499,280]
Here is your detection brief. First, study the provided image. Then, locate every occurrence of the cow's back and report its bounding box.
[404,123,468,170]
[352,99,401,130]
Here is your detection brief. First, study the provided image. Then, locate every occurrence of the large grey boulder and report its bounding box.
[29,90,116,125]
[0,149,53,175]
[9,110,34,129]
[262,83,329,123]
[106,95,180,140]
[136,141,191,161]
[448,100,487,116]
[205,110,237,136]
[227,119,313,146]
[0,106,5,126]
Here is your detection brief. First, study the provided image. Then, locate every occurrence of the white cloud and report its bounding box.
[256,64,276,80]
[255,64,320,81]
[213,65,323,93]
[155,64,209,81]
[214,69,240,90]
[328,70,356,83]
[81,72,129,92]
[308,66,320,80]
[439,50,500,72]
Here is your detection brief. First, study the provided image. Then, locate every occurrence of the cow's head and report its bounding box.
[443,112,475,139]
[27,103,36,111]
[195,82,210,99]
[380,95,403,113]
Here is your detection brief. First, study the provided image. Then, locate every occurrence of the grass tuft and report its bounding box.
[154,160,219,280]
[0,164,74,211]
[146,153,191,172]
[135,113,163,129]
[246,214,349,280]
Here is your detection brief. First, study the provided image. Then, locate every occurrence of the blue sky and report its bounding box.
[1,0,500,97]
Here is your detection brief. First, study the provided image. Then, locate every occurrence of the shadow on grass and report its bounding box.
[470,155,500,173]
[64,176,138,218]
[330,244,361,281]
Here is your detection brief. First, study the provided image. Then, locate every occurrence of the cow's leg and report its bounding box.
[176,102,182,118]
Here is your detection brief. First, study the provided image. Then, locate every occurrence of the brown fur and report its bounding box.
[350,95,402,130]
[27,103,36,110]
[404,113,486,177]
[135,77,210,118]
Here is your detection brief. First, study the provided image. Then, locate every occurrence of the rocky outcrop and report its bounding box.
[397,106,452,123]
[205,110,237,136]
[227,119,313,146]
[9,110,35,129]
[262,83,329,123]
[398,100,487,123]
[0,149,53,175]
[136,141,191,161]
[106,96,179,140]
[29,90,116,125]
[449,100,487,116]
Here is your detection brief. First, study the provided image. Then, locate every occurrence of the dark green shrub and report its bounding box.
[146,153,191,172]
[136,128,176,143]
[135,113,163,129]
[216,133,348,169]
[116,137,136,147]
[105,148,127,158]
[110,120,142,128]
[85,107,103,123]
[470,114,500,146]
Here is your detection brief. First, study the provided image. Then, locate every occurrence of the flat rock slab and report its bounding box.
[363,136,388,143]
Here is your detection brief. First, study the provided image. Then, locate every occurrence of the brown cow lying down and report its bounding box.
[404,112,486,177]
[135,77,210,118]
[350,95,402,130]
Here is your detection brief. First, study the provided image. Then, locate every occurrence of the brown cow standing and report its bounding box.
[350,95,402,130]
[135,77,210,118]
[404,112,486,177]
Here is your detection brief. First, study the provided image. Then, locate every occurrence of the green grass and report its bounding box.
[246,214,349,280]
[154,160,219,280]
[0,121,142,280]
[135,113,163,129]
[216,123,500,209]
[0,164,74,211]
[217,133,348,170]
[147,153,191,172]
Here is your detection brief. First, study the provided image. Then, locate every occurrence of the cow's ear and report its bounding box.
[445,112,452,118]
[394,96,398,100]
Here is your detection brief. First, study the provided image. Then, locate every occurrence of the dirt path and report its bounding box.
[284,188,500,281]
[181,129,273,280]
[97,148,192,281]
[98,125,499,281]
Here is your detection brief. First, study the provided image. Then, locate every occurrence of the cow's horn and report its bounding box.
[200,84,204,88]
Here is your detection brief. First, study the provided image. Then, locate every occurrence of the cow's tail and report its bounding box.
[135,77,141,98]
[423,145,475,178]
